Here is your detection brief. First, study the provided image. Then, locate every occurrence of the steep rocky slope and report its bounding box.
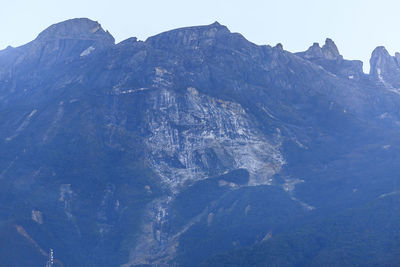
[1,18,400,266]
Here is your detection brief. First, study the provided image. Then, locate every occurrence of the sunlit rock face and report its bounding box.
[145,86,284,192]
[2,18,400,267]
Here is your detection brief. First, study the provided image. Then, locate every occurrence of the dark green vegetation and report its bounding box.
[1,18,400,266]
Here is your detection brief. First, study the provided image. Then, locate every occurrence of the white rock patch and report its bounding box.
[80,46,95,57]
[145,87,285,192]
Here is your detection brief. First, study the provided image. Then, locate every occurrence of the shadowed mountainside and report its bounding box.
[1,18,400,266]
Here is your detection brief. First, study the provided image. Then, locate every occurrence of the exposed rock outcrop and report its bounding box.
[297,38,364,80]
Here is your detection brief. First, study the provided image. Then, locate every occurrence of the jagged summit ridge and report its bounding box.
[36,18,114,44]
[302,38,342,60]
[1,17,394,76]
[3,18,400,267]
[369,46,399,73]
[0,18,115,69]
[322,38,341,60]
[146,21,232,49]
[369,46,400,88]
[296,38,364,79]
[3,17,400,76]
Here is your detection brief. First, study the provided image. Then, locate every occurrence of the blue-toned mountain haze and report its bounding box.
[1,17,400,266]
[3,0,400,72]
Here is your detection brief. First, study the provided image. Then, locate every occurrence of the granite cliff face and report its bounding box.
[369,46,400,91]
[1,19,400,266]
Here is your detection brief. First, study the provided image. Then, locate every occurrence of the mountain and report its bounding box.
[1,18,400,266]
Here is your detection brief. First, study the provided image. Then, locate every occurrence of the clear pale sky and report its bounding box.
[1,0,399,72]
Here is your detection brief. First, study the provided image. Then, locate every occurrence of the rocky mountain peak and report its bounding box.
[211,21,222,26]
[370,46,391,61]
[5,18,116,67]
[369,46,398,77]
[321,38,341,60]
[275,43,283,50]
[303,38,342,60]
[35,18,115,45]
[3,19,400,267]
[146,21,230,49]
[368,46,400,88]
[303,42,323,58]
[296,38,363,80]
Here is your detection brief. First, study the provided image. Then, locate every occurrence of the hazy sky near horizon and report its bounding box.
[1,0,399,72]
